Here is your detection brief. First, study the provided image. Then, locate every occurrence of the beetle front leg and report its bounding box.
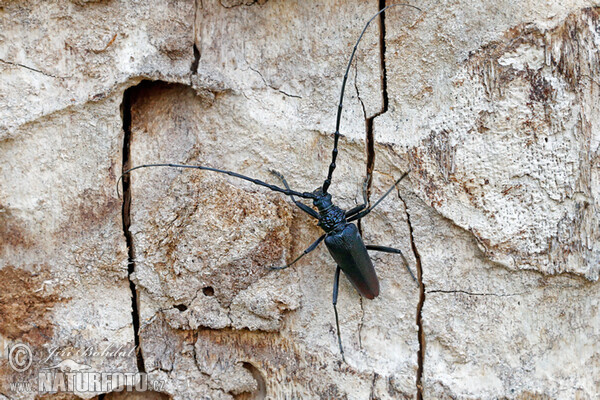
[270,169,319,219]
[332,265,346,362]
[347,171,410,222]
[345,174,370,218]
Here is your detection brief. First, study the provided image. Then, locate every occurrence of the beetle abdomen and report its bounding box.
[324,223,379,299]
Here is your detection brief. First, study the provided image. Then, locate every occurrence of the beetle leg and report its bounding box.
[345,174,370,218]
[332,265,346,362]
[347,171,410,222]
[366,244,417,283]
[270,234,326,270]
[345,203,366,218]
[270,169,319,219]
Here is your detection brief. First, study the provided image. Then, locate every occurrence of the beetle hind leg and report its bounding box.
[366,245,418,284]
[332,265,346,362]
[270,234,325,270]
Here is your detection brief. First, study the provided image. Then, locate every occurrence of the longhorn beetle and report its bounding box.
[119,4,421,362]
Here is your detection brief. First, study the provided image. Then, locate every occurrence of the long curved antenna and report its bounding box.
[117,163,317,200]
[322,3,422,194]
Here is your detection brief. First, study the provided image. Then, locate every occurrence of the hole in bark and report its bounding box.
[203,286,215,296]
[174,304,188,312]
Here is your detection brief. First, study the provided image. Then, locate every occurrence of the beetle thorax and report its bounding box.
[313,191,346,233]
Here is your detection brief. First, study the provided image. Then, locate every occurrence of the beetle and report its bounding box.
[119,4,420,362]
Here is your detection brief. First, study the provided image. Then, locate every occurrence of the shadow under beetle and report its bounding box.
[119,4,420,362]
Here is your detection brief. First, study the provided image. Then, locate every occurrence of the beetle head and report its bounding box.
[312,188,332,211]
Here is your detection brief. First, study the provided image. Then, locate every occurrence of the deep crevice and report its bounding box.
[191,44,200,74]
[356,0,390,221]
[399,194,425,400]
[120,80,192,375]
[121,83,146,374]
[377,0,390,112]
[191,0,200,76]
[365,0,390,182]
[360,0,390,205]
[353,0,392,361]
[373,2,426,396]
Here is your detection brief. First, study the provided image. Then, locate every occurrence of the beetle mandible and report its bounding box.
[119,3,420,362]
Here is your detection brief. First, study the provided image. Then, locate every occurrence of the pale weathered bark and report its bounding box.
[1,0,598,399]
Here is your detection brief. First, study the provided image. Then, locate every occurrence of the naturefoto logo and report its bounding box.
[44,359,92,372]
[5,342,165,394]
[36,370,164,393]
[8,342,33,372]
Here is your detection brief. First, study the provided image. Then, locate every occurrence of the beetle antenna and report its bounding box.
[117,163,317,200]
[322,3,422,194]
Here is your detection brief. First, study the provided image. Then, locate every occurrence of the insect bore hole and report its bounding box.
[203,286,215,296]
[174,304,188,312]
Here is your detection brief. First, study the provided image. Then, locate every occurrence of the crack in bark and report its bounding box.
[357,296,365,350]
[353,2,388,354]
[247,64,302,98]
[369,372,378,399]
[365,0,391,188]
[428,289,530,297]
[354,63,369,241]
[353,60,368,354]
[367,0,391,182]
[219,0,265,9]
[277,89,302,98]
[355,0,390,214]
[398,194,424,400]
[0,58,65,79]
[353,21,384,326]
[121,84,146,373]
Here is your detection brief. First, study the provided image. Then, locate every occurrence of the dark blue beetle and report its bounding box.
[120,4,420,362]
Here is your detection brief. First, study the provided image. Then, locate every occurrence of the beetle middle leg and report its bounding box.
[366,245,417,283]
[270,234,326,270]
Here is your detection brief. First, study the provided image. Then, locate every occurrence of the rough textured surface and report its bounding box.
[1,0,599,399]
[381,1,600,279]
[0,0,194,140]
[0,93,133,399]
